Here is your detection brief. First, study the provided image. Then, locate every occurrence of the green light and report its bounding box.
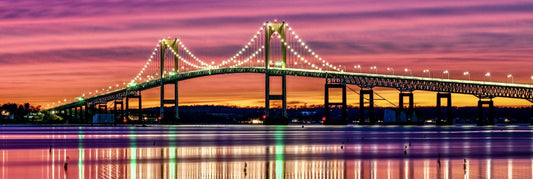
[275,126,285,179]
[129,82,137,87]
[169,71,176,76]
[129,128,137,179]
[275,61,283,67]
[169,128,177,179]
[78,127,84,179]
[76,97,84,101]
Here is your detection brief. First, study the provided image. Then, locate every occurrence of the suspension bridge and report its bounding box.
[47,21,533,125]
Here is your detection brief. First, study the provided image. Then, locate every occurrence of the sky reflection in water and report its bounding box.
[0,125,532,178]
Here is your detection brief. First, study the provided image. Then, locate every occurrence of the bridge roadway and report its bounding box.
[52,67,533,110]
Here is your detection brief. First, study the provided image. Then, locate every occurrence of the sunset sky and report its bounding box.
[2,0,533,109]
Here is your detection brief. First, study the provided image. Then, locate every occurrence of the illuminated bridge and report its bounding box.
[47,21,533,125]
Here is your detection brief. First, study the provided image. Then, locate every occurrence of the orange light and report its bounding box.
[322,116,326,121]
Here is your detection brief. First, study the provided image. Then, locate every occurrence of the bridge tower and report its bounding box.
[264,21,288,124]
[159,38,180,122]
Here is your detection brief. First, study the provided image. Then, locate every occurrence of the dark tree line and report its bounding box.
[0,103,41,121]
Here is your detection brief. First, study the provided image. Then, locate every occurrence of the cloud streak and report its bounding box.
[1,0,533,107]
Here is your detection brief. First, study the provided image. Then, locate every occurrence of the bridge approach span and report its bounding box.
[55,67,533,109]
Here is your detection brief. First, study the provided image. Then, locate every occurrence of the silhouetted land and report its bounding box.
[152,105,531,124]
[1,103,531,124]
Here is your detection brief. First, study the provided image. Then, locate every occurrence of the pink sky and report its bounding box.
[1,0,533,108]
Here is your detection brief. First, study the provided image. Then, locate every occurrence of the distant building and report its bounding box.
[1,110,14,120]
[93,114,115,124]
[24,112,43,119]
[383,109,396,124]
[301,111,316,116]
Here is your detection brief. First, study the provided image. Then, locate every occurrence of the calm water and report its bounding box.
[1,125,533,178]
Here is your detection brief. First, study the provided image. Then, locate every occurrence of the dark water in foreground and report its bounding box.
[1,125,533,178]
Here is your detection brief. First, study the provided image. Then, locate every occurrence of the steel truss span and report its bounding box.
[51,67,533,110]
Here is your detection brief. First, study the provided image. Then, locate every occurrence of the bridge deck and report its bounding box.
[50,67,533,110]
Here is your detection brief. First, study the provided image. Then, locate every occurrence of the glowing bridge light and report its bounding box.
[423,69,431,78]
[484,72,492,82]
[463,71,471,80]
[507,74,514,83]
[387,67,395,75]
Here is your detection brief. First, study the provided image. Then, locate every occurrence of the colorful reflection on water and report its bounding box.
[1,125,533,178]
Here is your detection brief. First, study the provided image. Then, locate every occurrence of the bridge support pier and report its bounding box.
[126,92,142,122]
[159,85,179,122]
[74,107,78,121]
[398,91,414,123]
[76,106,82,123]
[174,82,178,120]
[83,104,88,124]
[114,100,123,123]
[98,104,107,114]
[264,74,287,124]
[436,92,453,125]
[530,105,533,125]
[160,84,177,123]
[359,89,375,125]
[324,81,347,125]
[477,98,494,125]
